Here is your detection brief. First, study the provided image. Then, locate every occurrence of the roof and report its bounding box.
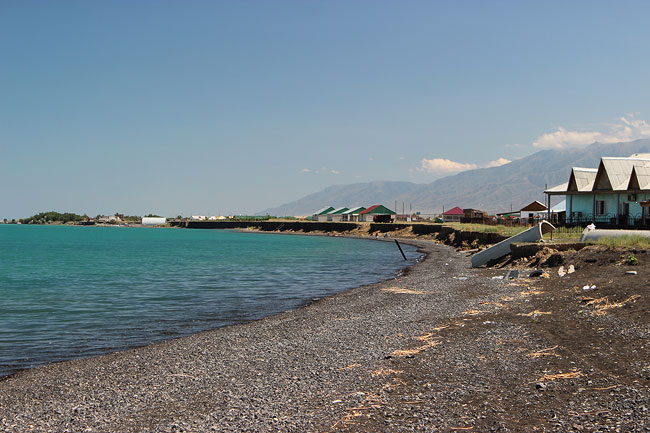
[520,200,547,212]
[595,157,650,191]
[568,167,598,192]
[550,200,566,213]
[545,182,569,194]
[342,206,366,214]
[443,206,464,215]
[327,207,349,215]
[550,154,650,196]
[628,165,650,190]
[313,206,335,215]
[360,205,396,215]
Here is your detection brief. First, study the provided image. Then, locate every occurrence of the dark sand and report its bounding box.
[1,240,649,432]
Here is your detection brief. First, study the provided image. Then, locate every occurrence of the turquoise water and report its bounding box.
[0,225,419,376]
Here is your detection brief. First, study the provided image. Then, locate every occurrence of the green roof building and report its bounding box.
[312,206,335,221]
[359,205,396,222]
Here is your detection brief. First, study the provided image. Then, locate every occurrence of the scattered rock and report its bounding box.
[542,253,564,267]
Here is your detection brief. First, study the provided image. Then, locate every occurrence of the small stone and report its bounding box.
[626,270,637,275]
[535,382,547,390]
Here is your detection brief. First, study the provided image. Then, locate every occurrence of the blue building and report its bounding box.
[546,154,650,227]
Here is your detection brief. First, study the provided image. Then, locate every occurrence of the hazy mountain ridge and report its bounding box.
[259,139,650,216]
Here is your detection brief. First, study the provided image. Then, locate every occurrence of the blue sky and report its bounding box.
[2,1,650,218]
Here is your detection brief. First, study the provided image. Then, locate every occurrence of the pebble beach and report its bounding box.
[1,239,649,432]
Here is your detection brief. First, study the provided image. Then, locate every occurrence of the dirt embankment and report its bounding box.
[228,221,509,251]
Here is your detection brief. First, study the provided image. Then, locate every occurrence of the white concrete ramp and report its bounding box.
[471,221,555,268]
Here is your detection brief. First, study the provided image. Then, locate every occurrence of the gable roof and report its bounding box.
[327,207,349,215]
[567,167,598,192]
[628,164,650,190]
[360,205,395,215]
[520,200,547,212]
[342,206,366,214]
[594,157,650,191]
[313,206,335,215]
[443,206,464,215]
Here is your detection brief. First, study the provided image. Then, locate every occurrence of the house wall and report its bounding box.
[360,214,393,222]
[569,194,593,218]
[569,192,649,222]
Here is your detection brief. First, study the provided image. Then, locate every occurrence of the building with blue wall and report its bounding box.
[546,155,650,227]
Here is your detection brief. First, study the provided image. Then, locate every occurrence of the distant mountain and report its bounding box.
[259,139,650,216]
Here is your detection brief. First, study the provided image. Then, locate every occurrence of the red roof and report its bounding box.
[443,206,464,215]
[359,205,380,214]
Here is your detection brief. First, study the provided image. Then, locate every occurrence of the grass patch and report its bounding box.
[447,223,583,240]
[595,235,650,248]
[543,226,583,240]
[444,223,526,236]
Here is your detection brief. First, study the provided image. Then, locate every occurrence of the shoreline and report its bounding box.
[0,239,449,431]
[0,230,423,380]
[2,239,649,431]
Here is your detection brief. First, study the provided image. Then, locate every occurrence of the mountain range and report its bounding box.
[259,139,650,217]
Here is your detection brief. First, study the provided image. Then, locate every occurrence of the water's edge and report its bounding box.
[1,231,428,379]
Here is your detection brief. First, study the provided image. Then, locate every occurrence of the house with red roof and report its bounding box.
[359,205,396,222]
[442,206,464,222]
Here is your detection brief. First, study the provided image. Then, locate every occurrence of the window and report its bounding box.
[595,200,606,215]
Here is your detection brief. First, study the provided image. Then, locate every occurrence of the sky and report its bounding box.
[2,1,650,219]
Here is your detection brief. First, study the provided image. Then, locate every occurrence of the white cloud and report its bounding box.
[419,157,511,174]
[399,156,405,160]
[300,167,340,175]
[532,115,650,149]
[419,158,478,173]
[484,157,511,168]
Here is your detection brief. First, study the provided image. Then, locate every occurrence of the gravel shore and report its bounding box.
[1,240,649,432]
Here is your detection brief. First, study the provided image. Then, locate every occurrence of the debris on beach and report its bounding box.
[371,368,403,377]
[382,286,426,295]
[581,295,641,315]
[471,221,555,267]
[337,363,361,371]
[518,310,552,317]
[536,370,582,382]
[527,346,560,358]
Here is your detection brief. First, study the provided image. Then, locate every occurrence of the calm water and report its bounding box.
[0,225,419,376]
